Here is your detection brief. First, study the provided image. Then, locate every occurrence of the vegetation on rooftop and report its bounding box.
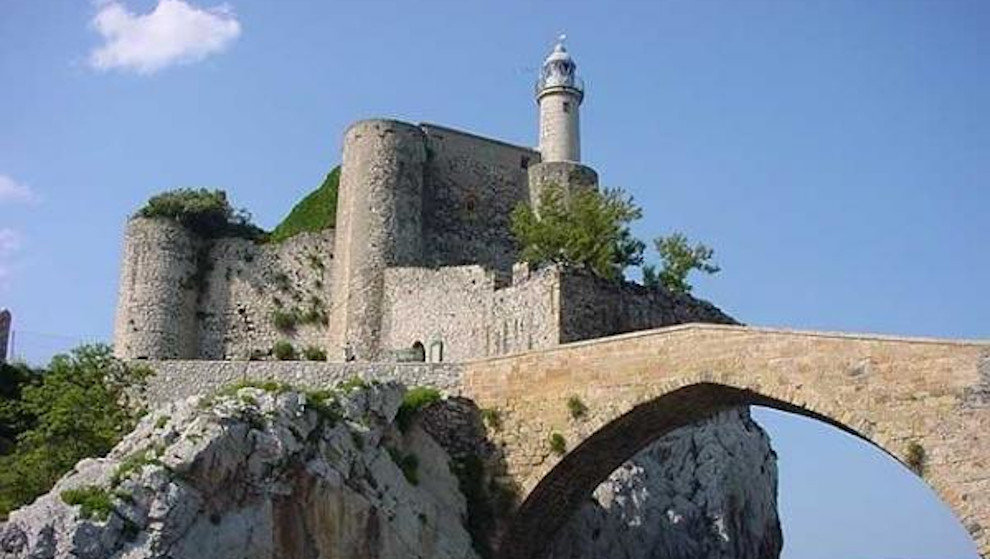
[137,188,266,240]
[270,166,340,243]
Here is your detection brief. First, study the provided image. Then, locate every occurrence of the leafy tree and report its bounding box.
[643,232,720,294]
[0,362,40,454]
[0,344,152,518]
[137,188,265,240]
[511,183,644,281]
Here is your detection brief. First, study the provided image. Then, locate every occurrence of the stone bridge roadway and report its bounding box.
[460,323,990,559]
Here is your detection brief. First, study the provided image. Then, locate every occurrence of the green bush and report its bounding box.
[60,486,114,521]
[0,345,151,519]
[643,232,720,294]
[272,309,298,332]
[396,387,442,433]
[302,346,327,361]
[137,188,265,240]
[270,166,340,243]
[566,395,588,420]
[906,442,926,476]
[548,432,567,456]
[511,183,644,282]
[480,408,502,432]
[273,341,296,361]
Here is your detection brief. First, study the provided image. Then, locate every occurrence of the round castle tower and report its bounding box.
[531,36,599,207]
[328,120,427,361]
[113,218,200,360]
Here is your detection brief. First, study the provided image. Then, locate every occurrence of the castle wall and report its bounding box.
[557,271,737,344]
[380,264,561,362]
[143,360,464,404]
[113,217,335,361]
[419,124,540,273]
[329,120,427,361]
[195,230,334,360]
[114,218,200,359]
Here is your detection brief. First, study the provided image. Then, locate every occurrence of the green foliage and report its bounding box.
[388,447,420,485]
[905,442,927,476]
[219,379,290,396]
[137,188,265,240]
[60,486,114,521]
[302,389,342,428]
[111,446,163,486]
[548,432,567,456]
[272,309,298,332]
[0,362,41,455]
[302,346,327,361]
[644,232,720,294]
[338,376,369,394]
[270,166,340,243]
[0,345,151,519]
[511,183,644,281]
[154,415,169,430]
[273,340,296,361]
[479,408,502,432]
[566,395,587,420]
[396,387,442,433]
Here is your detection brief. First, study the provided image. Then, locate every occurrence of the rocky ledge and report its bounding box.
[0,381,477,559]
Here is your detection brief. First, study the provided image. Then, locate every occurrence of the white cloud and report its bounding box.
[89,0,241,74]
[0,175,38,205]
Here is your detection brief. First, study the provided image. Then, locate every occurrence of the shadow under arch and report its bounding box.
[497,382,939,559]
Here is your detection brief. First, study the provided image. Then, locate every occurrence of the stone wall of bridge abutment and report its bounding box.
[460,323,990,558]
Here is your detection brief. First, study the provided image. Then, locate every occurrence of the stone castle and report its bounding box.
[113,38,731,363]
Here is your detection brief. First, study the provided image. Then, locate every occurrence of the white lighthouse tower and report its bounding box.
[537,35,584,163]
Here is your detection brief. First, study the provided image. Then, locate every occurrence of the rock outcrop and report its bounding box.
[548,407,782,559]
[0,382,478,559]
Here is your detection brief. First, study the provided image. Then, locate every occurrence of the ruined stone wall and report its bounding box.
[114,217,334,361]
[114,218,200,359]
[419,123,539,274]
[558,270,737,343]
[379,264,560,362]
[195,230,333,360]
[0,309,10,363]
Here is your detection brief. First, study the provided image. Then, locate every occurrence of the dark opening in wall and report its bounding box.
[412,341,426,362]
[521,156,530,169]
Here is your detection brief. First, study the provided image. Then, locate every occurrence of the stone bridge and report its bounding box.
[461,323,990,559]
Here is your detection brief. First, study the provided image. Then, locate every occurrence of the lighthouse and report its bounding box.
[537,35,584,163]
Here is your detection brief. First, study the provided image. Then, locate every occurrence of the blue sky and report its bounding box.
[1,1,987,557]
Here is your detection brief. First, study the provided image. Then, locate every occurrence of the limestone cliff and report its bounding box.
[0,382,477,559]
[548,407,782,559]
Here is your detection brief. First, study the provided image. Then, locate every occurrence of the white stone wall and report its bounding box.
[197,229,334,360]
[380,264,561,363]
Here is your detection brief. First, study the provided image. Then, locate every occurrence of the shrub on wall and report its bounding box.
[548,432,567,456]
[273,340,296,361]
[302,346,327,361]
[270,166,340,243]
[511,182,644,282]
[137,188,265,240]
[566,395,587,420]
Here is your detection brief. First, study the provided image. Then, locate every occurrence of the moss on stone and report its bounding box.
[270,166,340,243]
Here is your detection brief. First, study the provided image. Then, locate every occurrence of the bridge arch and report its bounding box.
[497,381,952,559]
[462,324,990,558]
